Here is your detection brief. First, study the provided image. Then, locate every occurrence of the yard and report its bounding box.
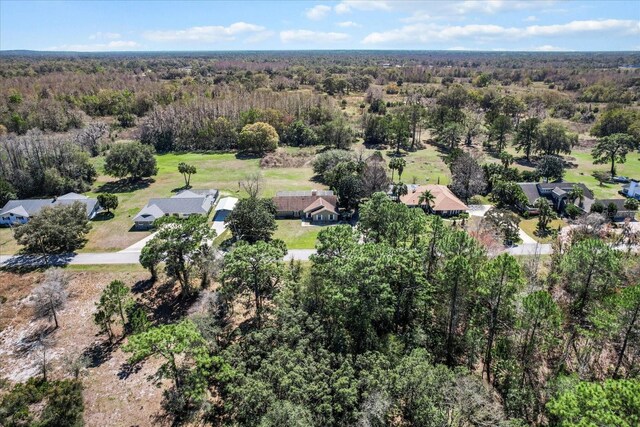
[519,217,566,244]
[272,219,326,249]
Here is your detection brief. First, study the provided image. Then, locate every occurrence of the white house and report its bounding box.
[0,193,100,226]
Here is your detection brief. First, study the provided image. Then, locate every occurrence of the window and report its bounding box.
[329,214,334,221]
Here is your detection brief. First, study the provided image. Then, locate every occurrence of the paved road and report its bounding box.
[0,248,317,267]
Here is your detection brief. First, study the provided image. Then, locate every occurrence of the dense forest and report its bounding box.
[1,50,639,426]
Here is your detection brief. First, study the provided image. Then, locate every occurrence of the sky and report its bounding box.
[1,0,638,52]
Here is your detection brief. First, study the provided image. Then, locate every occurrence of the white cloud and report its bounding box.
[524,15,537,22]
[47,40,140,51]
[335,1,391,14]
[337,21,361,28]
[280,30,350,44]
[533,44,566,51]
[89,32,121,40]
[143,22,268,43]
[362,19,640,44]
[306,5,331,20]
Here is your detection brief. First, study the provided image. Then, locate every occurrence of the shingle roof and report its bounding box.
[0,193,98,218]
[400,185,468,212]
[273,191,338,213]
[518,183,540,205]
[133,191,216,223]
[0,199,53,217]
[303,197,338,215]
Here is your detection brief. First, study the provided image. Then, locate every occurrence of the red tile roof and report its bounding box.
[400,184,468,212]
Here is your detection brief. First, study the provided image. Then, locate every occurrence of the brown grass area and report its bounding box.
[0,270,170,426]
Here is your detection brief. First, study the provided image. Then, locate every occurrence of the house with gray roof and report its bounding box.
[133,189,218,229]
[517,182,595,214]
[0,193,100,226]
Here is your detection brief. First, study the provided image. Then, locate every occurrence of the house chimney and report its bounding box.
[311,189,317,196]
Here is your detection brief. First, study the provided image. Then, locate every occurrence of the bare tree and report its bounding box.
[32,268,69,329]
[449,152,487,203]
[75,122,108,156]
[241,172,264,198]
[63,352,89,380]
[36,333,55,381]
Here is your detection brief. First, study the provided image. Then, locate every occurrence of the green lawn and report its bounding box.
[272,219,325,249]
[519,217,566,244]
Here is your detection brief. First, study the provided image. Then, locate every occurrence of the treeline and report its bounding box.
[0,130,97,199]
[1,52,638,135]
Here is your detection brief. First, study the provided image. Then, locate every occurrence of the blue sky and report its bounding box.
[1,1,638,51]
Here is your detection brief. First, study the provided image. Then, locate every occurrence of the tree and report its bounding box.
[225,197,277,244]
[535,121,577,156]
[592,170,610,186]
[140,237,162,281]
[561,238,621,332]
[590,107,639,137]
[123,320,216,413]
[97,193,118,214]
[535,155,565,182]
[488,115,512,152]
[436,122,464,152]
[319,118,353,150]
[177,162,196,188]
[499,151,514,169]
[514,117,540,162]
[484,208,521,245]
[490,180,527,210]
[547,379,640,427]
[624,197,639,211]
[392,182,408,202]
[478,254,524,384]
[75,122,107,156]
[142,215,215,296]
[418,190,435,213]
[361,160,389,197]
[221,240,286,327]
[14,202,92,254]
[104,141,158,180]
[388,157,406,182]
[534,198,556,234]
[567,184,585,208]
[390,112,411,155]
[239,122,279,155]
[450,152,487,203]
[93,280,133,341]
[31,269,69,329]
[335,174,363,211]
[607,284,640,378]
[592,133,637,177]
[282,120,318,147]
[0,178,17,207]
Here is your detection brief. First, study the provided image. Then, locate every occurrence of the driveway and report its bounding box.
[468,205,492,217]
[212,210,231,237]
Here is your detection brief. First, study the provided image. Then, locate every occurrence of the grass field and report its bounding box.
[520,218,566,243]
[272,219,325,249]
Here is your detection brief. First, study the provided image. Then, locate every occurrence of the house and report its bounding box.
[273,190,339,223]
[597,198,637,222]
[399,184,468,217]
[517,182,595,214]
[0,193,100,226]
[621,180,640,200]
[133,189,218,229]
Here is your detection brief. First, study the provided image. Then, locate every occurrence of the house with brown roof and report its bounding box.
[273,190,339,223]
[400,184,468,216]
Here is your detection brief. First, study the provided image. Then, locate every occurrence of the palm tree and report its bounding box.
[389,157,407,183]
[568,184,584,207]
[418,189,435,213]
[393,182,408,202]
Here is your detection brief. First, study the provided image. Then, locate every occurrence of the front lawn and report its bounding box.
[272,219,326,249]
[519,217,566,244]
